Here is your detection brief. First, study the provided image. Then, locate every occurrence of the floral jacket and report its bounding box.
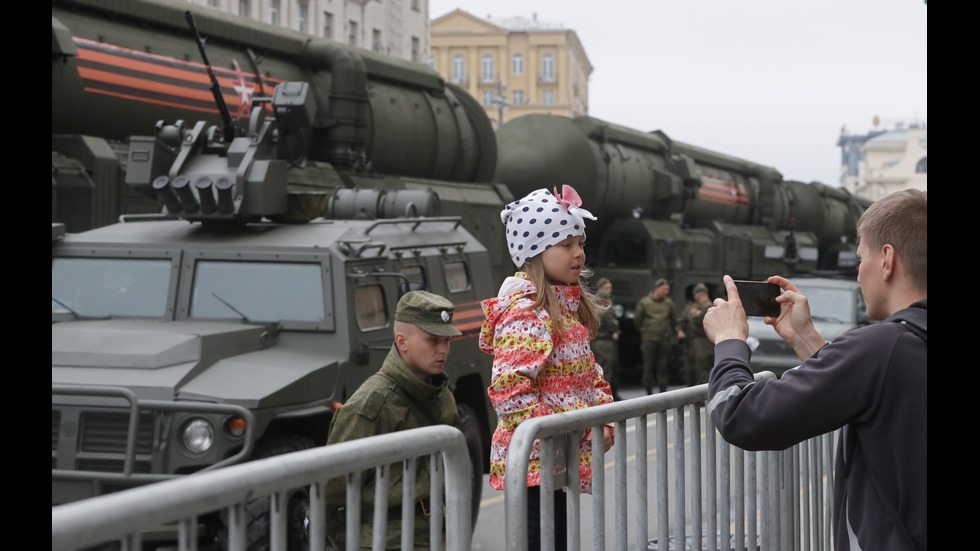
[479,273,614,493]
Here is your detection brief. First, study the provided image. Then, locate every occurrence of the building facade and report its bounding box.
[430,9,592,128]
[185,0,430,63]
[837,118,927,201]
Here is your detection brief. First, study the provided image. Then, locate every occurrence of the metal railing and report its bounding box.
[52,425,472,551]
[503,373,837,551]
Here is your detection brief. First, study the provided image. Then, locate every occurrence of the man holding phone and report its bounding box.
[702,189,926,551]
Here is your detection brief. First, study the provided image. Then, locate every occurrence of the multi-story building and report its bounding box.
[837,118,927,201]
[185,0,430,63]
[430,9,592,128]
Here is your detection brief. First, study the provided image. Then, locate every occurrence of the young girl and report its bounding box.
[479,185,615,551]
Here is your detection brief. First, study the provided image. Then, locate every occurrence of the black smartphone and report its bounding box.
[734,280,781,317]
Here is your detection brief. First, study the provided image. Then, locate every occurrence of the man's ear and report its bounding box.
[395,331,407,351]
[881,244,896,281]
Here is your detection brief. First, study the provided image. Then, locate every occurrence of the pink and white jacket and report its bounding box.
[479,273,614,493]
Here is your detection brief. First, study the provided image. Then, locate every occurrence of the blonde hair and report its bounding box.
[521,256,600,340]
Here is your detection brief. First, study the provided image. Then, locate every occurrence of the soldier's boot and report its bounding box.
[659,384,667,393]
[645,385,653,395]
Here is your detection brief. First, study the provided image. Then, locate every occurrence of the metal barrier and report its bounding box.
[503,373,837,551]
[52,425,472,551]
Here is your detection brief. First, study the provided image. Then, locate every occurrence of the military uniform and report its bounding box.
[323,291,460,551]
[634,281,678,393]
[591,290,621,398]
[681,287,713,385]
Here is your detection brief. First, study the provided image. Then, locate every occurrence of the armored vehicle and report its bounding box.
[52,0,508,547]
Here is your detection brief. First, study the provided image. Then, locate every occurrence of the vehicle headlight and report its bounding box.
[182,418,216,454]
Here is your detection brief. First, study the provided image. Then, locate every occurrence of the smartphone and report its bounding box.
[734,280,781,317]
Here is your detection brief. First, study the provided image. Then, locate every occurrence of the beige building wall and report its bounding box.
[186,0,430,63]
[431,9,592,129]
[856,127,927,201]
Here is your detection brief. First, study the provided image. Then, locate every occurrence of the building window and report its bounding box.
[298,2,308,33]
[481,54,495,83]
[541,53,554,81]
[512,90,524,106]
[238,0,249,17]
[542,89,554,106]
[411,0,420,10]
[411,36,420,63]
[323,11,333,39]
[269,0,279,25]
[373,29,383,52]
[915,157,927,173]
[348,20,358,46]
[482,90,493,106]
[512,53,524,76]
[452,54,465,83]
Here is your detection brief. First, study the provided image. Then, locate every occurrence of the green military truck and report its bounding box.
[52,193,500,549]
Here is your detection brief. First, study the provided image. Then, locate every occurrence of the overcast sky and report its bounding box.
[429,0,927,188]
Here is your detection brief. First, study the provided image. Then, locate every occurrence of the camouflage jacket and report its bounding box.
[324,344,457,545]
[593,292,620,341]
[634,293,678,341]
[680,298,712,340]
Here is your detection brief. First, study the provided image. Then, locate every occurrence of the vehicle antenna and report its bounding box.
[185,11,238,142]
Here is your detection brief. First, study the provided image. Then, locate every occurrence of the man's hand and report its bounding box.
[765,275,826,360]
[703,275,749,343]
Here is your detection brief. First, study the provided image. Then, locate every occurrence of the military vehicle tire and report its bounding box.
[216,432,316,551]
[455,403,483,530]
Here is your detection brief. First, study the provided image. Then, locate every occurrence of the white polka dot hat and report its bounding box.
[499,185,597,268]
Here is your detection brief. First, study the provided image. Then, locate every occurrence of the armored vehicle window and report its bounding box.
[355,284,388,330]
[52,258,171,318]
[190,261,325,322]
[444,261,471,292]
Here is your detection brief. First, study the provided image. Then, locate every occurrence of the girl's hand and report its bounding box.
[603,427,613,452]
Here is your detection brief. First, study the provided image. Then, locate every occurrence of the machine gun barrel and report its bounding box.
[184,11,237,142]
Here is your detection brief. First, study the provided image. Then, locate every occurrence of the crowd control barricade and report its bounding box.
[503,373,837,551]
[52,424,472,551]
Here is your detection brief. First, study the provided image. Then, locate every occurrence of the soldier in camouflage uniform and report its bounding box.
[591,278,622,400]
[634,278,681,394]
[680,283,714,386]
[324,291,461,550]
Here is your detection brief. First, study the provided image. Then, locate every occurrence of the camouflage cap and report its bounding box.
[653,278,668,288]
[596,277,611,289]
[693,283,708,295]
[394,291,462,337]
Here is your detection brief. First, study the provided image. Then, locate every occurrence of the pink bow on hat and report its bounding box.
[553,185,583,211]
[553,185,596,221]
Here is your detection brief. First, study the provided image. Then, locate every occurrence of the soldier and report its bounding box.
[634,278,682,394]
[324,291,461,550]
[591,277,622,400]
[681,283,714,386]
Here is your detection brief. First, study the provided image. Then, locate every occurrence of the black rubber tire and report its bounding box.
[215,432,316,551]
[455,403,484,530]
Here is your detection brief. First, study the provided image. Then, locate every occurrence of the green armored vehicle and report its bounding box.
[52,1,508,547]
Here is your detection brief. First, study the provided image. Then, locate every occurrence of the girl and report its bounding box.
[479,185,615,551]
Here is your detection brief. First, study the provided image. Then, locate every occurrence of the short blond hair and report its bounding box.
[857,189,927,291]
